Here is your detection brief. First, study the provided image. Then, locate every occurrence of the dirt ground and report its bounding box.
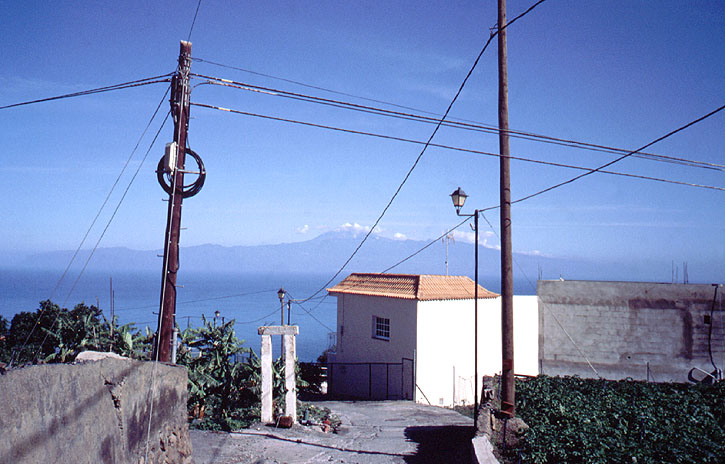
[191,400,474,464]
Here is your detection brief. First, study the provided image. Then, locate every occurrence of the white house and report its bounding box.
[326,273,538,407]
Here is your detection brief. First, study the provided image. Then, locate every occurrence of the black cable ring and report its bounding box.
[156,147,206,198]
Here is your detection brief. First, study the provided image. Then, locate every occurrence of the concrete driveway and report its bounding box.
[192,400,473,463]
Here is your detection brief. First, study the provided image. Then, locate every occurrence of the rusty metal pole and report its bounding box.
[497,0,515,416]
[155,40,192,363]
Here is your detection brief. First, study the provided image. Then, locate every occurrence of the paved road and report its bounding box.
[192,400,473,463]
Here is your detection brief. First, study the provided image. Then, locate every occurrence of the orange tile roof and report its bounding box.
[327,273,499,301]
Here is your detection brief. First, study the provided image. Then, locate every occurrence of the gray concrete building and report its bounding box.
[538,280,724,383]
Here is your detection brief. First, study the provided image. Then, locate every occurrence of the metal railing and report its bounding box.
[326,357,414,400]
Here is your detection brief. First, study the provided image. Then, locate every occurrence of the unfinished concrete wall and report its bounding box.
[538,280,724,382]
[0,356,192,464]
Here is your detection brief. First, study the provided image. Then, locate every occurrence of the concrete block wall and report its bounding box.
[538,280,724,382]
[0,356,192,464]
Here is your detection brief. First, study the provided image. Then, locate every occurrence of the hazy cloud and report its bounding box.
[296,224,310,234]
[451,230,496,247]
[337,222,381,234]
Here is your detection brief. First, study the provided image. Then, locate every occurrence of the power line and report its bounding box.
[498,104,725,211]
[478,204,601,377]
[114,288,279,312]
[51,86,172,306]
[291,302,335,332]
[0,75,172,110]
[9,86,171,366]
[188,4,549,130]
[291,217,474,316]
[231,308,280,326]
[274,1,550,311]
[32,110,172,363]
[191,102,724,192]
[232,101,722,317]
[113,99,723,323]
[192,55,442,116]
[224,0,547,304]
[294,9,511,303]
[187,0,203,42]
[194,73,722,172]
[225,107,725,312]
[284,291,335,332]
[381,217,472,274]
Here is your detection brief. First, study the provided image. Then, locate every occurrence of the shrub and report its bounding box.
[509,376,725,464]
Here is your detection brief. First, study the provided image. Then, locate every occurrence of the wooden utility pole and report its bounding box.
[497,0,515,416]
[155,40,192,362]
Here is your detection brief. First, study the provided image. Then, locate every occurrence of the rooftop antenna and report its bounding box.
[442,233,455,275]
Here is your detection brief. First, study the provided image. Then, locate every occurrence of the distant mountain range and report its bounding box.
[6,230,691,288]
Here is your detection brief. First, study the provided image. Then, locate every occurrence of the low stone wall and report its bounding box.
[0,356,192,464]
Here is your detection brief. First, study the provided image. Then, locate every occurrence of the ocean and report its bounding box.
[0,266,530,361]
[0,268,339,361]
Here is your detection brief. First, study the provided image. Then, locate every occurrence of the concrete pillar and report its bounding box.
[258,325,299,425]
[284,333,297,422]
[260,333,273,424]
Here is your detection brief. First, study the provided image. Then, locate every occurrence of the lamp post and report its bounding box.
[450,187,481,430]
[278,288,286,355]
[277,288,286,325]
[214,310,220,327]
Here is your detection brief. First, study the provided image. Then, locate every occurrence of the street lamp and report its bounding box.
[450,186,468,214]
[277,288,286,325]
[450,187,481,430]
[278,288,286,356]
[214,310,220,327]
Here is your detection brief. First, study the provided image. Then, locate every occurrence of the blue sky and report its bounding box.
[2,1,723,281]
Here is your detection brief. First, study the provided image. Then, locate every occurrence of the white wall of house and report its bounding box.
[329,293,417,399]
[333,293,417,363]
[416,295,539,407]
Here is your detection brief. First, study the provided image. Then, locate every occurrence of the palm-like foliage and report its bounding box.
[3,300,324,431]
[3,300,154,365]
[176,316,258,430]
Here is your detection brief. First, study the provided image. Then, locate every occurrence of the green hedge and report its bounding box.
[511,376,725,463]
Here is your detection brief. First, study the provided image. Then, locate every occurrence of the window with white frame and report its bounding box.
[372,315,390,340]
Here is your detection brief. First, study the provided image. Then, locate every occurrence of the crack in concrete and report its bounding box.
[103,375,125,432]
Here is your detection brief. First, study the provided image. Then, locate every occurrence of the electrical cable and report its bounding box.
[495,104,725,212]
[197,0,549,307]
[0,75,172,110]
[283,291,335,332]
[231,308,282,326]
[296,30,495,302]
[187,0,203,42]
[191,102,725,192]
[296,217,474,316]
[186,103,723,315]
[8,85,172,367]
[114,288,279,312]
[477,210,602,378]
[191,56,445,116]
[194,74,723,172]
[30,110,172,363]
[380,217,472,274]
